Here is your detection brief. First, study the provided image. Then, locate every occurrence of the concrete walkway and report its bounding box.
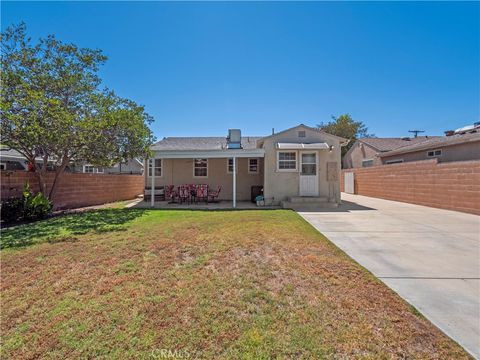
[299,193,480,359]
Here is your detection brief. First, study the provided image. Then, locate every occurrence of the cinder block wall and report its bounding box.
[341,159,480,215]
[1,171,144,210]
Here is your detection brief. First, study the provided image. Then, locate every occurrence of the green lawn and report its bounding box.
[0,209,470,359]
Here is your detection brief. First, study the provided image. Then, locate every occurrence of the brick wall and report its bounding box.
[341,159,480,215]
[1,171,144,210]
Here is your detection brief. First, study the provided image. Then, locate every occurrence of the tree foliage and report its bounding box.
[318,114,374,157]
[1,23,155,201]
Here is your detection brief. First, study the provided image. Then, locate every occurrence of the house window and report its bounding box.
[194,158,208,177]
[148,159,162,177]
[248,158,259,173]
[0,163,6,170]
[385,159,404,165]
[298,130,306,138]
[278,152,297,171]
[227,158,236,173]
[427,149,442,157]
[83,165,104,174]
[362,159,374,167]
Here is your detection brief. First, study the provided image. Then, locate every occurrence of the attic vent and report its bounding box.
[401,137,411,141]
[298,131,306,138]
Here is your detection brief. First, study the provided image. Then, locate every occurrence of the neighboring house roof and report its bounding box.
[0,148,31,161]
[379,132,480,157]
[358,136,439,152]
[152,136,264,151]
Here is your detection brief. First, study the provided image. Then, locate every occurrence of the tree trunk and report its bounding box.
[34,170,48,195]
[32,155,49,195]
[48,156,70,203]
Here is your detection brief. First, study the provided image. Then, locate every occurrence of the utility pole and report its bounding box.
[408,130,425,138]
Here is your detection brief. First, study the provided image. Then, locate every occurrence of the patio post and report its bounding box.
[150,158,155,208]
[233,156,236,208]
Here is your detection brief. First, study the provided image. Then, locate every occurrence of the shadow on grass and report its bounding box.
[1,208,147,250]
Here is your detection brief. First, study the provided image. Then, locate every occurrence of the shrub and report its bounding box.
[25,192,52,220]
[1,182,52,224]
[1,197,24,223]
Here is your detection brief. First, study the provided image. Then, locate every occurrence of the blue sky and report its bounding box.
[2,1,479,139]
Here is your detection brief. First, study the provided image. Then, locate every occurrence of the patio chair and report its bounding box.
[178,185,190,204]
[208,185,221,203]
[196,184,208,204]
[165,185,177,203]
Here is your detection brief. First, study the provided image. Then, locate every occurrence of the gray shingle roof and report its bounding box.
[379,132,480,157]
[151,136,264,151]
[0,148,25,159]
[359,136,440,152]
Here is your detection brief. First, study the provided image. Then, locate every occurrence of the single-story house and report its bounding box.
[147,124,347,208]
[342,136,438,168]
[379,131,480,164]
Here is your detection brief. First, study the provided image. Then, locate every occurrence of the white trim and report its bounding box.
[248,158,259,174]
[151,158,155,207]
[276,142,329,150]
[83,164,105,174]
[277,151,298,172]
[193,158,208,178]
[299,151,319,196]
[147,158,163,177]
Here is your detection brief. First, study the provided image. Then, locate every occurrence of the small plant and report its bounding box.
[25,192,52,220]
[0,182,52,224]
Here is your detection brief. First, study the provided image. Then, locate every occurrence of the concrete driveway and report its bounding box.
[299,193,480,359]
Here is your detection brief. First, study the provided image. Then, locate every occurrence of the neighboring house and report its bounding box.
[379,131,480,164]
[73,159,144,175]
[0,149,56,171]
[343,136,439,168]
[147,124,347,207]
[0,149,143,174]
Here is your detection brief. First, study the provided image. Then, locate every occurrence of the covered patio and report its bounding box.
[146,147,265,209]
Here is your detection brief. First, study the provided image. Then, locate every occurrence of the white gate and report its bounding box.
[344,172,354,194]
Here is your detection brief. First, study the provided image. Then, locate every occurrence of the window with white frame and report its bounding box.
[427,149,442,157]
[148,159,162,177]
[83,165,104,174]
[362,159,374,167]
[248,158,259,173]
[278,152,296,170]
[194,158,208,177]
[227,158,235,173]
[0,163,6,170]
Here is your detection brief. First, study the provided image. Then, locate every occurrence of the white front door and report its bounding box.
[299,152,318,196]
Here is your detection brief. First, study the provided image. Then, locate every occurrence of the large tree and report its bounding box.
[318,114,374,157]
[1,23,155,202]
